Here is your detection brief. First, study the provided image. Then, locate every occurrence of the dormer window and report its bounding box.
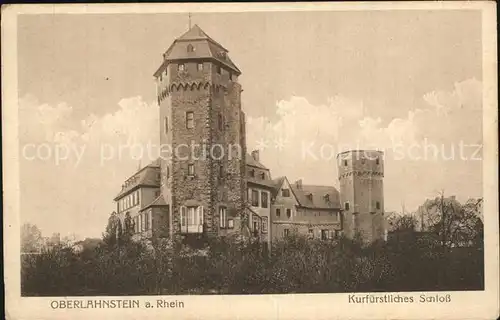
[187,44,194,52]
[344,160,348,166]
[197,63,203,71]
[324,194,330,202]
[307,193,313,201]
[249,169,255,178]
[178,63,185,72]
[376,157,380,165]
[260,172,265,180]
[216,65,221,74]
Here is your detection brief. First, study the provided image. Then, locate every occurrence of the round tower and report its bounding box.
[337,150,385,242]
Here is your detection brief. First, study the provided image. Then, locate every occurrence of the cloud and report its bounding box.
[19,95,158,238]
[246,78,483,213]
[19,78,482,238]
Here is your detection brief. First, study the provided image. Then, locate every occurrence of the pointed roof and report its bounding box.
[245,153,269,170]
[177,24,226,49]
[154,24,241,76]
[140,194,168,211]
[114,159,161,200]
[291,184,341,210]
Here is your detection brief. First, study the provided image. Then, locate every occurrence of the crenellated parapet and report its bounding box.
[158,81,230,104]
[338,170,384,180]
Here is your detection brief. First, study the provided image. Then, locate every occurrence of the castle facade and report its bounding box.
[113,25,385,245]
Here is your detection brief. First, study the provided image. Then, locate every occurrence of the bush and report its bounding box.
[21,233,484,296]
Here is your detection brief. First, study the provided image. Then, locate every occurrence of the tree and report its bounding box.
[103,212,121,248]
[388,214,418,232]
[120,212,135,244]
[21,223,43,253]
[417,193,483,249]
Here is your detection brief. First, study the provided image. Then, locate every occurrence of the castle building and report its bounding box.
[337,150,385,242]
[113,25,385,245]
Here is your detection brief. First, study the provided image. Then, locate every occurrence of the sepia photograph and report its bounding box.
[2,2,498,320]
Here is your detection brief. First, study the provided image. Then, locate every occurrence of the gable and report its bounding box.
[274,177,299,206]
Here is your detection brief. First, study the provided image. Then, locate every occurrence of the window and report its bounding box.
[188,207,197,226]
[219,207,227,228]
[261,191,268,208]
[286,208,292,218]
[361,158,366,165]
[276,208,281,217]
[155,190,160,198]
[376,158,380,165]
[262,217,268,233]
[216,65,221,74]
[148,212,153,230]
[321,230,328,240]
[180,206,187,227]
[164,116,168,134]
[178,63,185,71]
[260,172,265,180]
[229,72,233,81]
[308,229,314,239]
[186,111,194,129]
[344,160,348,166]
[187,44,194,52]
[249,169,255,178]
[284,229,289,237]
[188,164,195,176]
[282,189,290,197]
[197,63,203,71]
[219,164,224,179]
[228,219,234,229]
[145,212,149,230]
[218,113,223,131]
[376,201,381,210]
[344,202,350,211]
[251,189,259,207]
[198,206,204,225]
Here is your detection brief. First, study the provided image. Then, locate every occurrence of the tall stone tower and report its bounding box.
[153,25,247,240]
[337,150,385,242]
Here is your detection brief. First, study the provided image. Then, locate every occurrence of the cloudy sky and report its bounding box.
[18,10,483,239]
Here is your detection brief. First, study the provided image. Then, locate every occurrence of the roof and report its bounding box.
[246,177,277,190]
[114,159,161,200]
[140,194,168,211]
[155,24,241,76]
[245,153,269,170]
[291,184,341,210]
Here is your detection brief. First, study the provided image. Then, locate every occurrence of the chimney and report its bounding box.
[295,179,303,189]
[251,150,260,162]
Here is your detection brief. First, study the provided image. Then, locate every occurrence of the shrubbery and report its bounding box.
[21,232,484,296]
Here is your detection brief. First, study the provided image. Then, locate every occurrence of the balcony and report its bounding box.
[180,224,204,234]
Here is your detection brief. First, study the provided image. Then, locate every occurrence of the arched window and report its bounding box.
[187,44,194,52]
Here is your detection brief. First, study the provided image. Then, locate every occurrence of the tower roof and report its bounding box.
[154,24,241,76]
